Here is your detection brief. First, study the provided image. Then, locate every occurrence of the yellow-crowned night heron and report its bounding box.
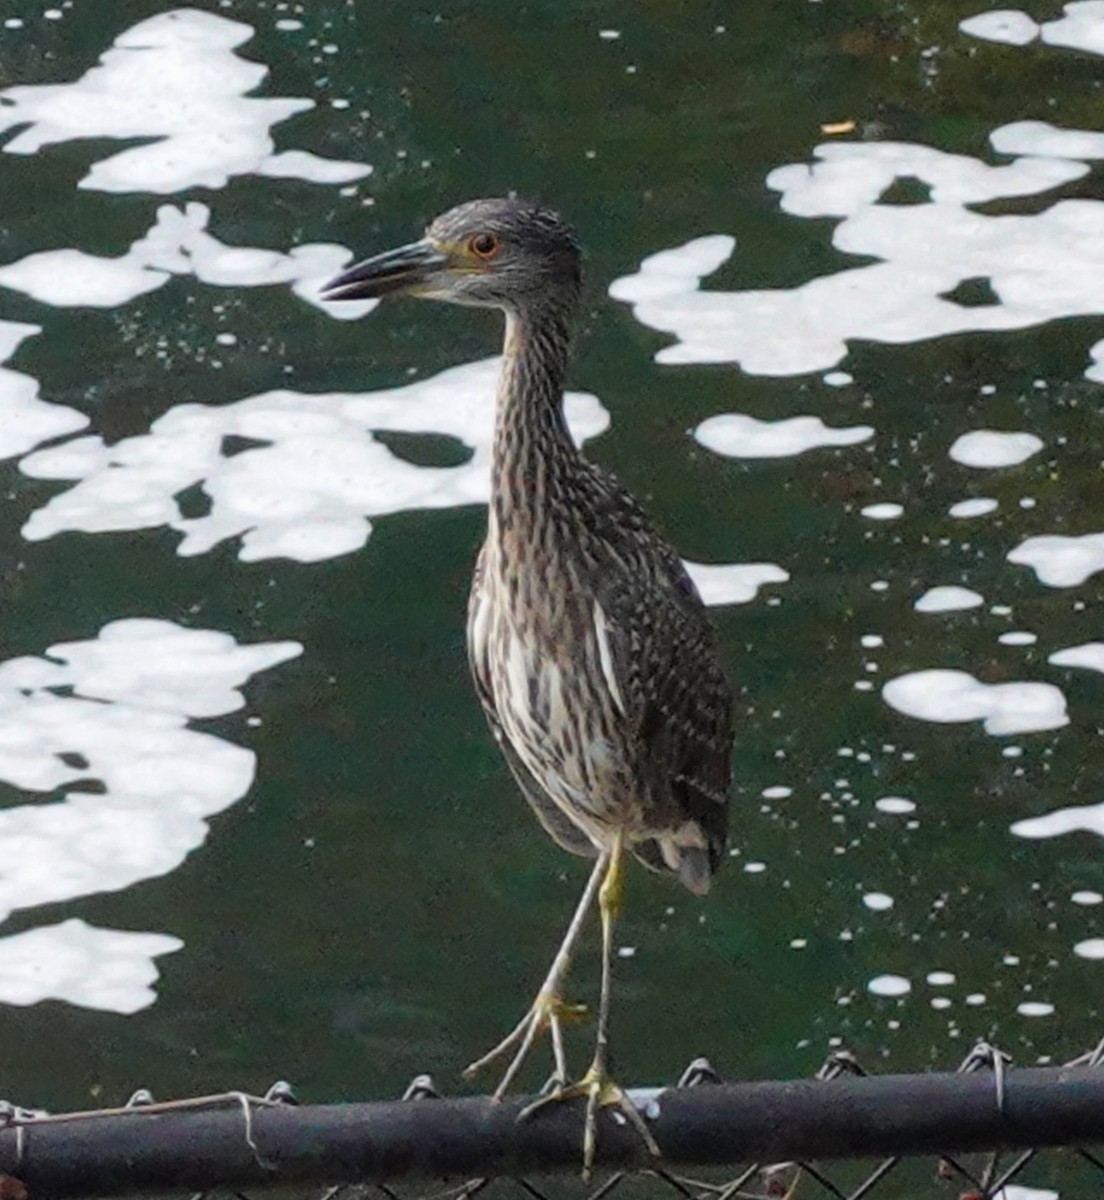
[322,198,732,1172]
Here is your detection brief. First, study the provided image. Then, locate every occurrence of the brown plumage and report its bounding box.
[322,197,733,1173]
[468,304,730,893]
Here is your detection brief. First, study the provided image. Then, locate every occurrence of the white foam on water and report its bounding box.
[693,412,873,458]
[949,429,1043,468]
[0,619,301,1012]
[882,669,1068,735]
[1049,642,1104,672]
[0,9,372,193]
[915,586,985,612]
[1013,801,1104,840]
[1008,532,1104,586]
[256,149,368,185]
[1085,336,1104,381]
[1043,0,1104,54]
[0,920,181,1013]
[609,234,734,307]
[0,321,88,460]
[868,974,911,997]
[993,119,1104,159]
[14,618,303,717]
[20,357,609,562]
[685,561,790,607]
[999,1186,1058,1200]
[949,497,999,518]
[609,135,1104,380]
[959,10,1041,45]
[0,202,375,320]
[875,796,916,814]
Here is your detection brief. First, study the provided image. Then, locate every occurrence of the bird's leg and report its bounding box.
[464,850,610,1096]
[521,835,661,1179]
[580,834,660,1174]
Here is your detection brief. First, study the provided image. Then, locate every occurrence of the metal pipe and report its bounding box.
[2,1066,1103,1198]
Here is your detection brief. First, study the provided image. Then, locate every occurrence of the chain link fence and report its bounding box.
[4,1040,1104,1200]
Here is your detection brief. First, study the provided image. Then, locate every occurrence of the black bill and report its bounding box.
[320,240,449,302]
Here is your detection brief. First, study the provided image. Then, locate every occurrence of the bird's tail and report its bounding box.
[674,845,713,896]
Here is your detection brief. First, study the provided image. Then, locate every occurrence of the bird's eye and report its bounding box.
[469,232,500,260]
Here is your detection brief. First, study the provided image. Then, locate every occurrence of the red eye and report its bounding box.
[469,232,500,260]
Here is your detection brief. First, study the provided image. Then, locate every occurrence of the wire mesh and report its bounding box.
[3,1039,1104,1200]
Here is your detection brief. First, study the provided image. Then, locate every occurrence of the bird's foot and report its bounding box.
[463,991,587,1098]
[519,1061,661,1180]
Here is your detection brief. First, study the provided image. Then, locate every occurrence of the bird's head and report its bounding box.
[321,197,581,314]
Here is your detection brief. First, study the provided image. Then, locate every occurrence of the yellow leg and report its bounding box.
[591,831,625,1080]
[464,849,609,1096]
[521,835,661,1178]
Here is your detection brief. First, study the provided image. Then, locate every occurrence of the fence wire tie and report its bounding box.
[815,1051,865,1082]
[233,1091,268,1170]
[676,1058,723,1088]
[812,1051,908,1200]
[399,1075,491,1200]
[0,1103,45,1170]
[0,1103,48,1128]
[1085,1036,1104,1068]
[401,1076,441,1102]
[4,1085,297,1175]
[1066,1033,1104,1069]
[714,1050,865,1200]
[958,1041,1011,1115]
[264,1081,298,1106]
[13,1045,1104,1195]
[5,1089,286,1127]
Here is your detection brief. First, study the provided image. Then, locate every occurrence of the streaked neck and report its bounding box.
[491,306,578,522]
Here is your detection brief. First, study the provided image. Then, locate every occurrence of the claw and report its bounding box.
[464,990,585,1097]
[520,1064,661,1179]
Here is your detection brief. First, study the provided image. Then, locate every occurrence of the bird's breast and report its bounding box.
[471,544,635,829]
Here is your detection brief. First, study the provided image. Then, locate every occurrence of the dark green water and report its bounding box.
[1,1,1103,1195]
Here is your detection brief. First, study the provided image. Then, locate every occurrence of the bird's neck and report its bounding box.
[490,307,580,527]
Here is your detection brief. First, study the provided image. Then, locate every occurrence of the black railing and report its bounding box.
[3,1044,1103,1200]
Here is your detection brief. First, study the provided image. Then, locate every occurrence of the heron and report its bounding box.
[322,198,733,1173]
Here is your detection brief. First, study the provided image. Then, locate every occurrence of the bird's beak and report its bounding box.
[320,239,450,302]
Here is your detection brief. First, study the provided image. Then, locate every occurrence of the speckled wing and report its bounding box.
[586,477,733,887]
[466,542,598,859]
